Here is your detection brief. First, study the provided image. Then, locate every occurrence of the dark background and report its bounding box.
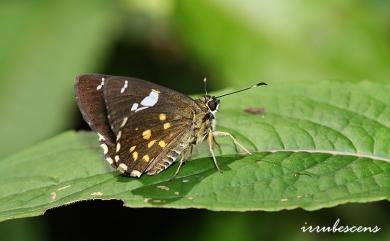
[0,1,389,240]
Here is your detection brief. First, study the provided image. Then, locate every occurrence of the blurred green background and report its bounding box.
[0,0,389,240]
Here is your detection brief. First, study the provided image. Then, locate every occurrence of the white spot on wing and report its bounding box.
[120,80,128,93]
[130,89,160,112]
[96,78,105,90]
[100,144,108,155]
[130,170,142,177]
[97,133,105,141]
[134,106,148,112]
[140,89,159,107]
[106,157,113,164]
[116,131,122,141]
[131,103,139,111]
[118,163,128,171]
[120,117,128,128]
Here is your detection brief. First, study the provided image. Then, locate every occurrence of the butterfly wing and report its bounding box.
[103,76,200,177]
[116,117,193,177]
[74,74,116,145]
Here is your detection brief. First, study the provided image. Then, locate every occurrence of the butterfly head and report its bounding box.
[204,95,220,115]
[201,79,268,117]
[202,78,220,115]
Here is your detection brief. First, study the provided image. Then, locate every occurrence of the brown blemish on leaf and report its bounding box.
[244,107,266,115]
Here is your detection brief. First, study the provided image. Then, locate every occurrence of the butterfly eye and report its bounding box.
[207,100,218,111]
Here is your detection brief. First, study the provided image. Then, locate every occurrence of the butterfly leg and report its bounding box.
[212,131,252,155]
[171,146,192,179]
[212,134,222,153]
[185,145,194,161]
[171,156,185,180]
[208,131,223,173]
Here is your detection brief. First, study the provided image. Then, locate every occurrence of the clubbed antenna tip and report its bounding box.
[255,82,267,87]
[203,77,208,95]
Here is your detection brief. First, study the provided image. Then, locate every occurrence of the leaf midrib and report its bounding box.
[267,149,390,163]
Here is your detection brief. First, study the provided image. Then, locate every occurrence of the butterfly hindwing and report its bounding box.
[102,76,200,176]
[75,74,116,145]
[116,119,191,176]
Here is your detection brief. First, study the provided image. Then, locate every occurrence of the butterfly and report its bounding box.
[75,74,266,178]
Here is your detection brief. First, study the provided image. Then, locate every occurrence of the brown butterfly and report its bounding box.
[75,74,266,178]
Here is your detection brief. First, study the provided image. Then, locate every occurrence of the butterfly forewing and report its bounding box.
[75,74,116,145]
[103,76,195,134]
[102,76,199,176]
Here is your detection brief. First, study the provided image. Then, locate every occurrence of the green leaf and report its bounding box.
[0,80,389,222]
[0,0,119,158]
[174,0,390,86]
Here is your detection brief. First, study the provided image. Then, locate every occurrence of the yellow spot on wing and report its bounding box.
[158,140,166,148]
[132,151,138,161]
[129,146,136,152]
[148,140,156,148]
[159,113,166,121]
[142,155,150,162]
[163,123,171,129]
[142,129,152,140]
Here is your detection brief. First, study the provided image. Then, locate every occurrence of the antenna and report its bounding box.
[215,82,267,98]
[203,77,208,95]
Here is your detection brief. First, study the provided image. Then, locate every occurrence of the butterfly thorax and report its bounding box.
[192,95,220,144]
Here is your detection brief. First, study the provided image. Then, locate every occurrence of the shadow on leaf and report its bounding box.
[128,155,241,205]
